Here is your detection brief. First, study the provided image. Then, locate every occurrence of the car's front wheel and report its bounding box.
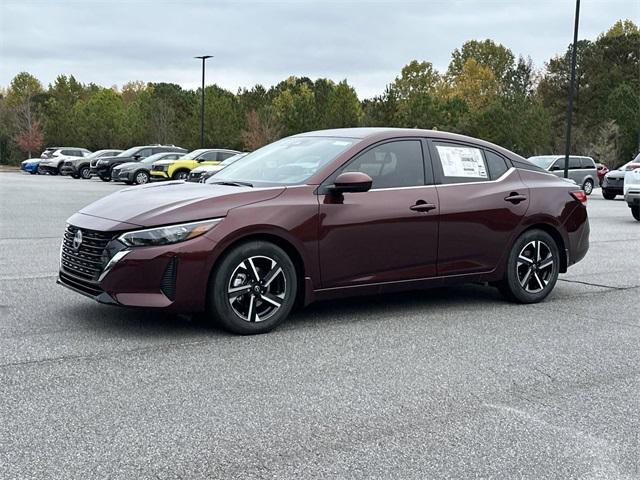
[602,190,616,200]
[632,205,640,222]
[79,166,91,179]
[209,241,297,334]
[172,170,189,180]
[582,179,594,195]
[134,170,150,185]
[498,229,560,304]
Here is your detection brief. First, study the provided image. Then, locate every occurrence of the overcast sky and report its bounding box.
[0,0,636,98]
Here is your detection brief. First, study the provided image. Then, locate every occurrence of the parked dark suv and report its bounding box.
[90,145,186,182]
[59,128,589,335]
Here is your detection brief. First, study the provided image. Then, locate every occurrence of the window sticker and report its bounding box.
[437,145,488,178]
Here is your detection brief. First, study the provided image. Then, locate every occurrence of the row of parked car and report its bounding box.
[527,153,640,221]
[20,145,248,185]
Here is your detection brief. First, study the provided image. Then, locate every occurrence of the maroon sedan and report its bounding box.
[59,128,590,334]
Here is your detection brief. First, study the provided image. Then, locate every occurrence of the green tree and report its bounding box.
[74,88,127,149]
[323,81,361,128]
[448,39,515,86]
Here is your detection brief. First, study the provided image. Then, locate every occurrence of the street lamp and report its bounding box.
[195,55,213,149]
[563,0,580,179]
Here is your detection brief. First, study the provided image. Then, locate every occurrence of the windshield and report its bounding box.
[620,154,640,170]
[181,149,210,160]
[117,147,143,157]
[141,153,174,165]
[211,137,357,186]
[528,156,557,169]
[219,153,247,166]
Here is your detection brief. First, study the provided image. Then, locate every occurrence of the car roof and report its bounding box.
[294,127,525,162]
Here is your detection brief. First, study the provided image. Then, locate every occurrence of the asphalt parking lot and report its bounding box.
[1,172,639,479]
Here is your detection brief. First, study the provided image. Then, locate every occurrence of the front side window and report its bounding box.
[435,144,488,183]
[551,158,566,171]
[199,151,218,161]
[213,136,358,186]
[342,140,425,189]
[136,148,152,158]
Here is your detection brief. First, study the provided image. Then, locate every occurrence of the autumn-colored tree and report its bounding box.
[14,119,44,155]
[6,72,44,158]
[241,108,282,151]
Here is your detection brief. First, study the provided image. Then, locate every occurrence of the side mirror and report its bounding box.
[331,172,373,193]
[133,154,141,160]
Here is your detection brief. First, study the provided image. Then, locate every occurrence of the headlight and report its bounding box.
[118,218,223,247]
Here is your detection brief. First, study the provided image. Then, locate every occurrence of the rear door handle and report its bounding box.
[504,193,527,204]
[410,202,437,212]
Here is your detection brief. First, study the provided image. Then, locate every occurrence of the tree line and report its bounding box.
[0,19,637,167]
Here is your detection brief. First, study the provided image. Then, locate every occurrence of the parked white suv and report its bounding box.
[38,148,91,175]
[624,167,640,221]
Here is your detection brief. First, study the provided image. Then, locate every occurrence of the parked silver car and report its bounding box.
[528,155,598,195]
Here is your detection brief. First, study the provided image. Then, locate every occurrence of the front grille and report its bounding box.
[152,164,168,172]
[61,225,114,281]
[59,270,104,297]
[160,257,178,301]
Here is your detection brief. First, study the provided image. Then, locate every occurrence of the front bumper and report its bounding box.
[187,171,204,182]
[111,169,133,182]
[60,164,79,176]
[91,165,110,177]
[39,164,59,174]
[150,170,170,180]
[625,190,640,207]
[601,178,624,195]
[58,222,218,312]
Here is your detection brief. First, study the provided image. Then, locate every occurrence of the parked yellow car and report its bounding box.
[150,148,241,180]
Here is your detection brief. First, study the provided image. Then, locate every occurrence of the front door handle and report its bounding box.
[504,193,527,204]
[410,201,437,212]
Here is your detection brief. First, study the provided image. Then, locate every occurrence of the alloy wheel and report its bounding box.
[227,255,286,323]
[516,240,555,294]
[80,167,91,179]
[136,171,150,184]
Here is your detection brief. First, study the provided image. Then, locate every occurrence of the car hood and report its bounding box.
[22,158,42,165]
[76,181,285,228]
[114,162,144,171]
[606,170,627,179]
[192,165,220,173]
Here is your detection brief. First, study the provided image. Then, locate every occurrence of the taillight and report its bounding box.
[570,191,587,205]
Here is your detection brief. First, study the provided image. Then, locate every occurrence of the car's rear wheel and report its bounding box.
[632,206,640,222]
[79,166,91,179]
[582,179,594,195]
[100,175,111,182]
[172,170,189,180]
[602,190,616,200]
[209,241,297,334]
[134,170,150,185]
[498,229,559,304]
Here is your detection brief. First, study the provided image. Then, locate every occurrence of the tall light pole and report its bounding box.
[563,0,580,179]
[195,55,213,148]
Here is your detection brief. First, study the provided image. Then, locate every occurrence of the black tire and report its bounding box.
[632,206,640,222]
[582,179,594,195]
[498,229,560,304]
[79,166,91,179]
[71,173,80,179]
[134,170,150,185]
[172,170,189,181]
[100,175,111,182]
[29,169,37,175]
[602,190,616,200]
[208,241,297,335]
[124,181,134,185]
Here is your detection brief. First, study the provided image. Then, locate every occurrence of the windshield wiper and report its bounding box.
[210,180,253,188]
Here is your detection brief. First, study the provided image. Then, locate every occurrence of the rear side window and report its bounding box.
[342,140,425,189]
[568,157,581,169]
[434,143,488,184]
[581,157,595,169]
[484,150,510,180]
